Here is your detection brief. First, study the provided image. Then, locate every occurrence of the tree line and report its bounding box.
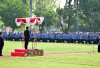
[0,0,100,33]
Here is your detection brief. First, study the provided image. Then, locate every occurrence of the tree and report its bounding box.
[79,0,100,32]
[0,0,30,31]
[33,0,57,11]
[34,9,59,33]
[56,7,64,32]
[57,0,76,33]
[33,0,59,33]
[0,0,3,2]
[22,0,27,5]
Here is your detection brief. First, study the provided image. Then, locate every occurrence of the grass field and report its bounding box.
[0,41,100,68]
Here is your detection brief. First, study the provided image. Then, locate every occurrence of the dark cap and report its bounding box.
[26,27,29,30]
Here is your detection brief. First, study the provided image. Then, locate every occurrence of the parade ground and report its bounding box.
[0,41,100,68]
[0,0,100,68]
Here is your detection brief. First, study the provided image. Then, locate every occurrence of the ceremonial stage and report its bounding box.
[13,17,44,57]
[11,49,43,57]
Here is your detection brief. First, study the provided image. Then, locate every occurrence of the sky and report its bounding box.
[58,0,74,8]
[58,0,66,8]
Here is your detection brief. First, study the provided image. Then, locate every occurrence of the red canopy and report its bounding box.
[15,17,44,26]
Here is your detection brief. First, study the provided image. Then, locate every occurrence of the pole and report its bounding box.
[30,0,32,33]
[22,24,25,48]
[92,41,94,53]
[34,25,37,49]
[30,0,33,49]
[30,0,32,17]
[76,0,79,33]
[32,37,33,49]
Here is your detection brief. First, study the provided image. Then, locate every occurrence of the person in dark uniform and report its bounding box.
[98,36,100,52]
[0,32,4,56]
[24,27,30,49]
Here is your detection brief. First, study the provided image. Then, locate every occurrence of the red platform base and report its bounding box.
[11,49,28,57]
[15,49,28,53]
[11,49,43,57]
[11,52,25,57]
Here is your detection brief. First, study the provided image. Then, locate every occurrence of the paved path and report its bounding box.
[0,51,98,58]
[44,51,98,56]
[0,56,20,58]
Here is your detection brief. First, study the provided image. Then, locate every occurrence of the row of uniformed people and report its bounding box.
[30,34,100,39]
[3,33,97,44]
[2,33,100,39]
[3,33,22,38]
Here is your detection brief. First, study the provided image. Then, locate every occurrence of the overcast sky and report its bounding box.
[58,0,66,8]
[58,0,74,8]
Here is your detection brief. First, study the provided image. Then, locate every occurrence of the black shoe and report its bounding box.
[0,55,3,56]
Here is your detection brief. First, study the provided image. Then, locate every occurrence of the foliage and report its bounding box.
[0,0,100,32]
[33,0,59,33]
[22,0,27,5]
[33,0,57,11]
[79,0,100,32]
[0,0,30,31]
[57,0,76,33]
[0,0,3,2]
[57,0,100,32]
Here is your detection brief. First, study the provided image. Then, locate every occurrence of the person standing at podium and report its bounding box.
[24,27,30,49]
[0,32,4,56]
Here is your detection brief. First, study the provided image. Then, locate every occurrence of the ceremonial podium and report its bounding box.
[11,49,43,57]
[13,17,44,57]
[28,49,43,56]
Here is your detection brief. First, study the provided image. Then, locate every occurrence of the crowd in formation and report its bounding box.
[2,32,100,44]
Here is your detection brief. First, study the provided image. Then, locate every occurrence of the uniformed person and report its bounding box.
[98,36,100,52]
[24,27,30,49]
[0,32,4,56]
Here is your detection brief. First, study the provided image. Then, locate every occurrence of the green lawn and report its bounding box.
[0,41,100,68]
[3,41,98,55]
